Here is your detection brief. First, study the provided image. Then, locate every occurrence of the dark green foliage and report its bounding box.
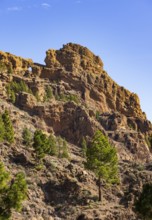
[86,130,118,183]
[85,130,119,201]
[33,130,58,158]
[33,130,69,159]
[135,183,152,220]
[6,80,32,103]
[22,127,32,146]
[2,110,14,144]
[0,163,27,219]
[33,130,50,158]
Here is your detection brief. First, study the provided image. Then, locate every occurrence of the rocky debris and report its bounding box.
[16,92,37,111]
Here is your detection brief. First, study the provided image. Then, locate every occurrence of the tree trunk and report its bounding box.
[98,176,102,202]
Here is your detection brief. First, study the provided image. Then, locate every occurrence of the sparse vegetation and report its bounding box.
[33,130,70,160]
[55,93,79,104]
[6,80,32,103]
[85,130,119,201]
[0,162,27,219]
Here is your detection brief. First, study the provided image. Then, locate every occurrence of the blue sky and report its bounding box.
[0,0,152,121]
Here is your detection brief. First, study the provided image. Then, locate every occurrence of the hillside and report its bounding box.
[0,43,152,220]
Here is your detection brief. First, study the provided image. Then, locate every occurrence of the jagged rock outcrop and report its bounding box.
[0,43,152,220]
[45,43,103,72]
[43,43,147,121]
[0,51,33,72]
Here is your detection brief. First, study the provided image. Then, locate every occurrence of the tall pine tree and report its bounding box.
[86,130,119,201]
[2,110,14,144]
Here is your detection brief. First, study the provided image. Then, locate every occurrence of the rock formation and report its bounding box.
[0,43,151,220]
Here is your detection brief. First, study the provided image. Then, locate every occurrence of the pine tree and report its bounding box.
[5,172,27,212]
[0,162,10,191]
[2,110,14,144]
[86,130,119,201]
[33,130,51,158]
[0,163,27,219]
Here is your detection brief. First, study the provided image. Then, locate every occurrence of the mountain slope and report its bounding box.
[0,43,152,220]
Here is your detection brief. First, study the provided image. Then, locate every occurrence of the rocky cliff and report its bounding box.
[0,43,152,220]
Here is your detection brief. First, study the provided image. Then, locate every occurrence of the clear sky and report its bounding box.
[0,0,152,121]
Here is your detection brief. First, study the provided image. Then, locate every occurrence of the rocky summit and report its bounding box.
[0,43,152,220]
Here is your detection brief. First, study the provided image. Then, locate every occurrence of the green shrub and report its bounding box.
[0,162,27,219]
[0,162,10,191]
[22,127,32,147]
[135,183,152,219]
[2,110,14,144]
